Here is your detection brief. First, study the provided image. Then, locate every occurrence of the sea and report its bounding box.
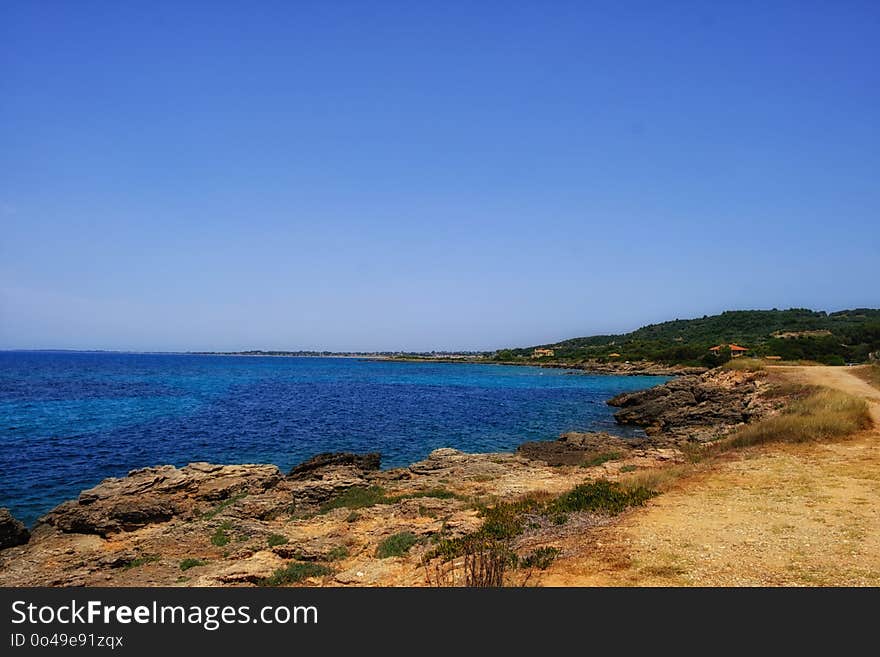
[0,351,668,526]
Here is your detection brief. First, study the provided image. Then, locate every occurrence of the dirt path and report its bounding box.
[774,365,880,424]
[540,366,880,586]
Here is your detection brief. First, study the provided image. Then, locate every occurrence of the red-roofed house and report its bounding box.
[709,344,750,358]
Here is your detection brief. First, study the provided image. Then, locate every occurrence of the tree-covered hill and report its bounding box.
[496,308,880,366]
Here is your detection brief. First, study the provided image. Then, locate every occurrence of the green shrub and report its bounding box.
[257,562,332,586]
[326,546,350,561]
[549,479,656,515]
[122,554,159,570]
[521,547,561,570]
[267,533,288,547]
[319,486,391,513]
[619,464,639,473]
[210,521,233,547]
[179,558,207,571]
[376,532,419,558]
[582,451,622,467]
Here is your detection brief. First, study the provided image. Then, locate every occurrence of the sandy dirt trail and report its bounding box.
[540,366,880,586]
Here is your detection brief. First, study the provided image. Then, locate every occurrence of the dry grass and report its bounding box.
[853,364,880,391]
[618,465,695,493]
[720,389,870,449]
[721,358,766,372]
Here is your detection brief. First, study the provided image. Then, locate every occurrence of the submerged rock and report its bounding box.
[0,508,30,550]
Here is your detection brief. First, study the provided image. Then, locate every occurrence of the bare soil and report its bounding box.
[538,366,880,586]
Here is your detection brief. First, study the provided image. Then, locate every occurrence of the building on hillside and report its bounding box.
[709,344,750,358]
[532,348,555,359]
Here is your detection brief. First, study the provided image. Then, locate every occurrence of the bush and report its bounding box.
[376,532,419,558]
[520,546,561,570]
[257,562,332,586]
[267,533,288,547]
[179,558,207,571]
[549,479,656,515]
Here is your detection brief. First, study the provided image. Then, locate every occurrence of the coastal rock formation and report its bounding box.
[517,432,639,466]
[288,452,381,479]
[543,361,707,376]
[607,369,767,441]
[0,508,30,550]
[1,444,680,587]
[38,463,283,536]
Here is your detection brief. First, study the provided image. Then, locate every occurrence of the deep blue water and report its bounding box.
[0,352,667,526]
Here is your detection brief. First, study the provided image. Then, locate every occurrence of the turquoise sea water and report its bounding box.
[0,352,667,525]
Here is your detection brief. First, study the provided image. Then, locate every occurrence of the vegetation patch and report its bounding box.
[721,389,870,449]
[210,521,233,547]
[319,486,392,513]
[257,562,332,586]
[521,546,561,570]
[396,487,463,501]
[721,358,766,372]
[853,364,880,391]
[376,532,419,558]
[320,485,465,514]
[121,554,159,570]
[582,451,623,467]
[549,480,656,515]
[326,546,350,561]
[267,533,288,547]
[179,558,207,571]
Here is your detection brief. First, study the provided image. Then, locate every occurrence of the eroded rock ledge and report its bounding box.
[606,369,769,442]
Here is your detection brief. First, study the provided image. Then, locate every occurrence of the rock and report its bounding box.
[287,465,372,508]
[288,452,381,479]
[37,463,283,536]
[0,508,29,550]
[607,370,765,440]
[518,432,638,466]
[204,551,287,585]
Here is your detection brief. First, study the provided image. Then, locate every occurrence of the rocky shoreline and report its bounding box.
[0,368,768,587]
[385,356,706,377]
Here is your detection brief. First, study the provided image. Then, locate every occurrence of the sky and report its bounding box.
[1,1,878,352]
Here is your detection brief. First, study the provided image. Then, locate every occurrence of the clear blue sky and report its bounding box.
[2,1,878,351]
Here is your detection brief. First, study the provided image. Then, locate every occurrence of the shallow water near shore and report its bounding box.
[0,352,667,525]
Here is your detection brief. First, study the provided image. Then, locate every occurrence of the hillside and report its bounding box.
[497,308,880,366]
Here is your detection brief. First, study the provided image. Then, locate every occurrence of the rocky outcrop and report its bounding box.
[540,361,707,376]
[0,508,30,550]
[607,369,767,441]
[288,452,381,479]
[0,440,688,587]
[38,463,283,536]
[517,432,640,466]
